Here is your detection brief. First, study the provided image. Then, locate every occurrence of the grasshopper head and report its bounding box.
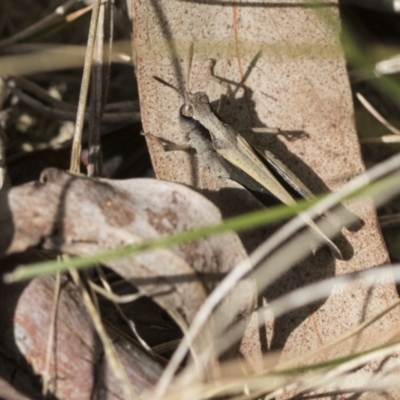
[180,92,210,120]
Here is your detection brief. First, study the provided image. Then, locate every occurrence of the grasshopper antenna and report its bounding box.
[153,76,184,98]
[154,43,194,101]
[187,42,194,95]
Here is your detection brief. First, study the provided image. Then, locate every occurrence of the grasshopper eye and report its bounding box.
[180,104,194,117]
[198,92,209,103]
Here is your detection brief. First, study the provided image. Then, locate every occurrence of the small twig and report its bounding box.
[9,76,76,111]
[95,267,155,355]
[70,0,103,174]
[69,268,137,400]
[0,79,10,190]
[357,92,400,137]
[88,0,109,176]
[89,280,144,304]
[375,54,400,76]
[42,272,61,396]
[360,135,400,144]
[379,213,400,229]
[7,83,140,124]
[0,0,85,50]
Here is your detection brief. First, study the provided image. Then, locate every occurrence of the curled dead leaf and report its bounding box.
[0,168,256,382]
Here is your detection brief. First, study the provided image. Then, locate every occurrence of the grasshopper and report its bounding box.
[154,59,343,259]
[179,91,342,259]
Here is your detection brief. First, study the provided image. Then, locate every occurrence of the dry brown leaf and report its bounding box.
[13,274,163,399]
[0,168,255,376]
[131,0,400,374]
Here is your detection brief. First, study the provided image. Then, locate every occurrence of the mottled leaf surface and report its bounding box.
[131,0,400,371]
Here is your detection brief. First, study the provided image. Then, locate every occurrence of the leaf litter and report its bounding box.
[2,0,400,399]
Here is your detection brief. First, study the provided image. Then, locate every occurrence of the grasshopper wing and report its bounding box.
[217,134,304,205]
[217,134,298,206]
[217,134,343,259]
[252,143,363,232]
[253,145,315,200]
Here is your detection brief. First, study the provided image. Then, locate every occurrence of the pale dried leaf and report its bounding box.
[131,0,400,372]
[13,274,162,399]
[0,168,256,374]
